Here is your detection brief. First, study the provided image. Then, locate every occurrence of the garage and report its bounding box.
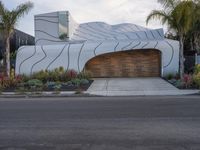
[84,49,161,77]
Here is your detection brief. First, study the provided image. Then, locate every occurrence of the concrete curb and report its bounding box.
[0,91,102,98]
[0,90,199,98]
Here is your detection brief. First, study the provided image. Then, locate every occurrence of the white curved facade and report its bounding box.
[15,11,179,76]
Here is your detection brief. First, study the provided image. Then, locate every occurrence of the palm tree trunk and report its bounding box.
[179,35,185,79]
[5,36,10,77]
[194,34,200,53]
[190,37,194,51]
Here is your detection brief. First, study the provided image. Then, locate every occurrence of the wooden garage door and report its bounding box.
[84,49,161,77]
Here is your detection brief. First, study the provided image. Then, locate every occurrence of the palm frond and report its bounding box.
[11,1,33,26]
[172,1,194,34]
[146,10,172,25]
[0,1,33,37]
[0,1,6,30]
[157,0,180,10]
[0,1,6,16]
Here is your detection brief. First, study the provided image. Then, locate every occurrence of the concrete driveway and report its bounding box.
[87,78,199,96]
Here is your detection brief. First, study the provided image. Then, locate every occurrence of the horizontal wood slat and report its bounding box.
[85,49,161,77]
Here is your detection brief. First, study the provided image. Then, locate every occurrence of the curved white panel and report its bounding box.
[34,45,68,72]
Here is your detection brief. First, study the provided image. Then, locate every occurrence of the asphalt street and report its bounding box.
[0,96,200,150]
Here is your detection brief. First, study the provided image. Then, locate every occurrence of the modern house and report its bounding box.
[15,11,179,77]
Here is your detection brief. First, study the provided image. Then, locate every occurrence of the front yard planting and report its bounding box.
[0,67,93,93]
[165,64,200,89]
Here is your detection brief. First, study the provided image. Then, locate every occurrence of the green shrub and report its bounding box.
[192,65,200,88]
[194,64,200,74]
[193,72,200,88]
[31,67,68,82]
[174,80,185,88]
[31,70,49,83]
[53,83,62,91]
[59,33,68,40]
[46,81,56,88]
[62,81,73,87]
[71,78,81,86]
[58,66,65,74]
[26,79,43,88]
[66,81,73,85]
[47,70,58,82]
[80,79,89,85]
[21,74,30,82]
[77,71,91,80]
[165,73,174,80]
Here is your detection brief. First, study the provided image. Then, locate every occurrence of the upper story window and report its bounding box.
[58,12,68,40]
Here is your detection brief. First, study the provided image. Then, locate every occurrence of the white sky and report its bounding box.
[3,0,165,36]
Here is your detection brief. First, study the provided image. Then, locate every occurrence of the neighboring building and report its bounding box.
[0,29,35,59]
[15,11,180,77]
[0,29,34,73]
[10,29,35,53]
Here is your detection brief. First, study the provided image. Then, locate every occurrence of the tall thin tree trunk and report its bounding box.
[194,34,200,53]
[179,35,185,79]
[5,36,10,77]
[190,38,194,51]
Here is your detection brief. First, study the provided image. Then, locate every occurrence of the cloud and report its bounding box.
[2,0,164,36]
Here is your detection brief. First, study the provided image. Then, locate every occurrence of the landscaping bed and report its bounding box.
[164,64,200,89]
[0,67,93,93]
[2,80,93,92]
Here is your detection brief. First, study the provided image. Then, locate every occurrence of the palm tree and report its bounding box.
[189,0,200,53]
[0,1,33,77]
[146,0,195,79]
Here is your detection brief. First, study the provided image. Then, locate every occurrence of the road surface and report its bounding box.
[0,96,200,150]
